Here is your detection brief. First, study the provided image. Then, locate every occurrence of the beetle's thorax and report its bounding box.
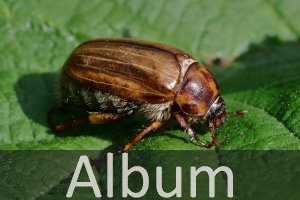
[174,62,220,117]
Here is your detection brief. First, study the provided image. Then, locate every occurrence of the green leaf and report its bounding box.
[1,0,300,151]
[2,1,300,198]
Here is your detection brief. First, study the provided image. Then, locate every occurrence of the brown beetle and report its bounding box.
[48,38,245,151]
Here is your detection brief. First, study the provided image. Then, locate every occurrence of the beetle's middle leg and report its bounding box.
[123,121,169,151]
[89,121,169,165]
[174,113,213,148]
[48,107,130,132]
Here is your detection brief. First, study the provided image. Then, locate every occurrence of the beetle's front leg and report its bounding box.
[174,113,213,148]
[208,126,219,147]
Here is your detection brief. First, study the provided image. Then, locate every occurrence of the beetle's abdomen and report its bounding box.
[60,70,173,121]
[63,39,183,103]
[60,72,136,112]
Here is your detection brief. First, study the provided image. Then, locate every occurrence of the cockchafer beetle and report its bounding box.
[48,38,246,152]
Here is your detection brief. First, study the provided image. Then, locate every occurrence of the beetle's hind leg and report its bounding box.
[48,107,130,132]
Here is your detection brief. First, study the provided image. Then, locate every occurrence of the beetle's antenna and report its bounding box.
[226,110,247,115]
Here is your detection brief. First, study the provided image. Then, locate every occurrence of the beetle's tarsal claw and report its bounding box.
[206,137,219,148]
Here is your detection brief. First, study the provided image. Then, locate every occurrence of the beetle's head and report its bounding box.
[204,96,226,128]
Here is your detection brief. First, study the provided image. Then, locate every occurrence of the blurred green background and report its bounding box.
[1,0,300,150]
